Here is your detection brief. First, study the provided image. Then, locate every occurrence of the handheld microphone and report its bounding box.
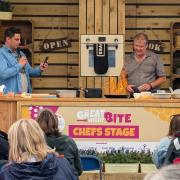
[17,48,26,73]
[17,47,22,58]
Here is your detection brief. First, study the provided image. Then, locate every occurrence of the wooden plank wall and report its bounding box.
[126,0,180,89]
[9,0,180,93]
[79,0,125,95]
[10,0,79,93]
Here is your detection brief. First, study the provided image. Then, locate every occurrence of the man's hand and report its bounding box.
[127,83,152,93]
[18,56,27,67]
[138,83,152,92]
[40,62,48,71]
[126,85,136,93]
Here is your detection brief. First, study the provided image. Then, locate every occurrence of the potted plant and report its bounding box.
[0,0,13,20]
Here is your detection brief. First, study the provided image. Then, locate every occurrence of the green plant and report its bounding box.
[79,147,153,164]
[0,0,13,12]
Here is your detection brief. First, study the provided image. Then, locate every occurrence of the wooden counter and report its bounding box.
[80,172,146,180]
[0,96,179,133]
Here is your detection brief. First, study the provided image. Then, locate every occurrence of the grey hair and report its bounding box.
[144,164,180,180]
[133,32,149,45]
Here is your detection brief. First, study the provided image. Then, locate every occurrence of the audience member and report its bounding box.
[0,130,8,160]
[144,163,180,180]
[0,119,75,180]
[37,109,82,179]
[0,130,8,170]
[153,114,180,169]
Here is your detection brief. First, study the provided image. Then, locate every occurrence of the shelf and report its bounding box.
[173,74,180,79]
[171,22,180,89]
[172,47,180,52]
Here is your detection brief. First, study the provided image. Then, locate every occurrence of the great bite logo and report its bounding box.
[72,110,138,138]
[76,109,105,122]
[76,109,132,124]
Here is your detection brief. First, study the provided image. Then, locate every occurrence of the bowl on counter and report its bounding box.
[173,89,180,93]
[133,92,153,99]
[133,93,141,99]
[168,89,180,99]
[152,93,172,99]
[54,90,79,98]
[171,93,180,99]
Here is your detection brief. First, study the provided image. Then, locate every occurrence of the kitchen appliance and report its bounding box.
[104,94,130,98]
[84,88,102,98]
[80,35,124,76]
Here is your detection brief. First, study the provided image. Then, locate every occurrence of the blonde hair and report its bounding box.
[8,119,55,163]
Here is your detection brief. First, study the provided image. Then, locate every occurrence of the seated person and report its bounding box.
[164,130,180,165]
[0,119,75,180]
[153,114,180,169]
[144,163,180,180]
[121,33,166,93]
[0,130,9,170]
[37,109,82,179]
[0,130,8,160]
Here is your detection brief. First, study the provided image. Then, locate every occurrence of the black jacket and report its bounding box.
[0,131,9,160]
[0,153,75,180]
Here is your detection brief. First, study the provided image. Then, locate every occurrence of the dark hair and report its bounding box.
[133,32,149,45]
[4,27,21,41]
[36,109,61,137]
[168,114,180,137]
